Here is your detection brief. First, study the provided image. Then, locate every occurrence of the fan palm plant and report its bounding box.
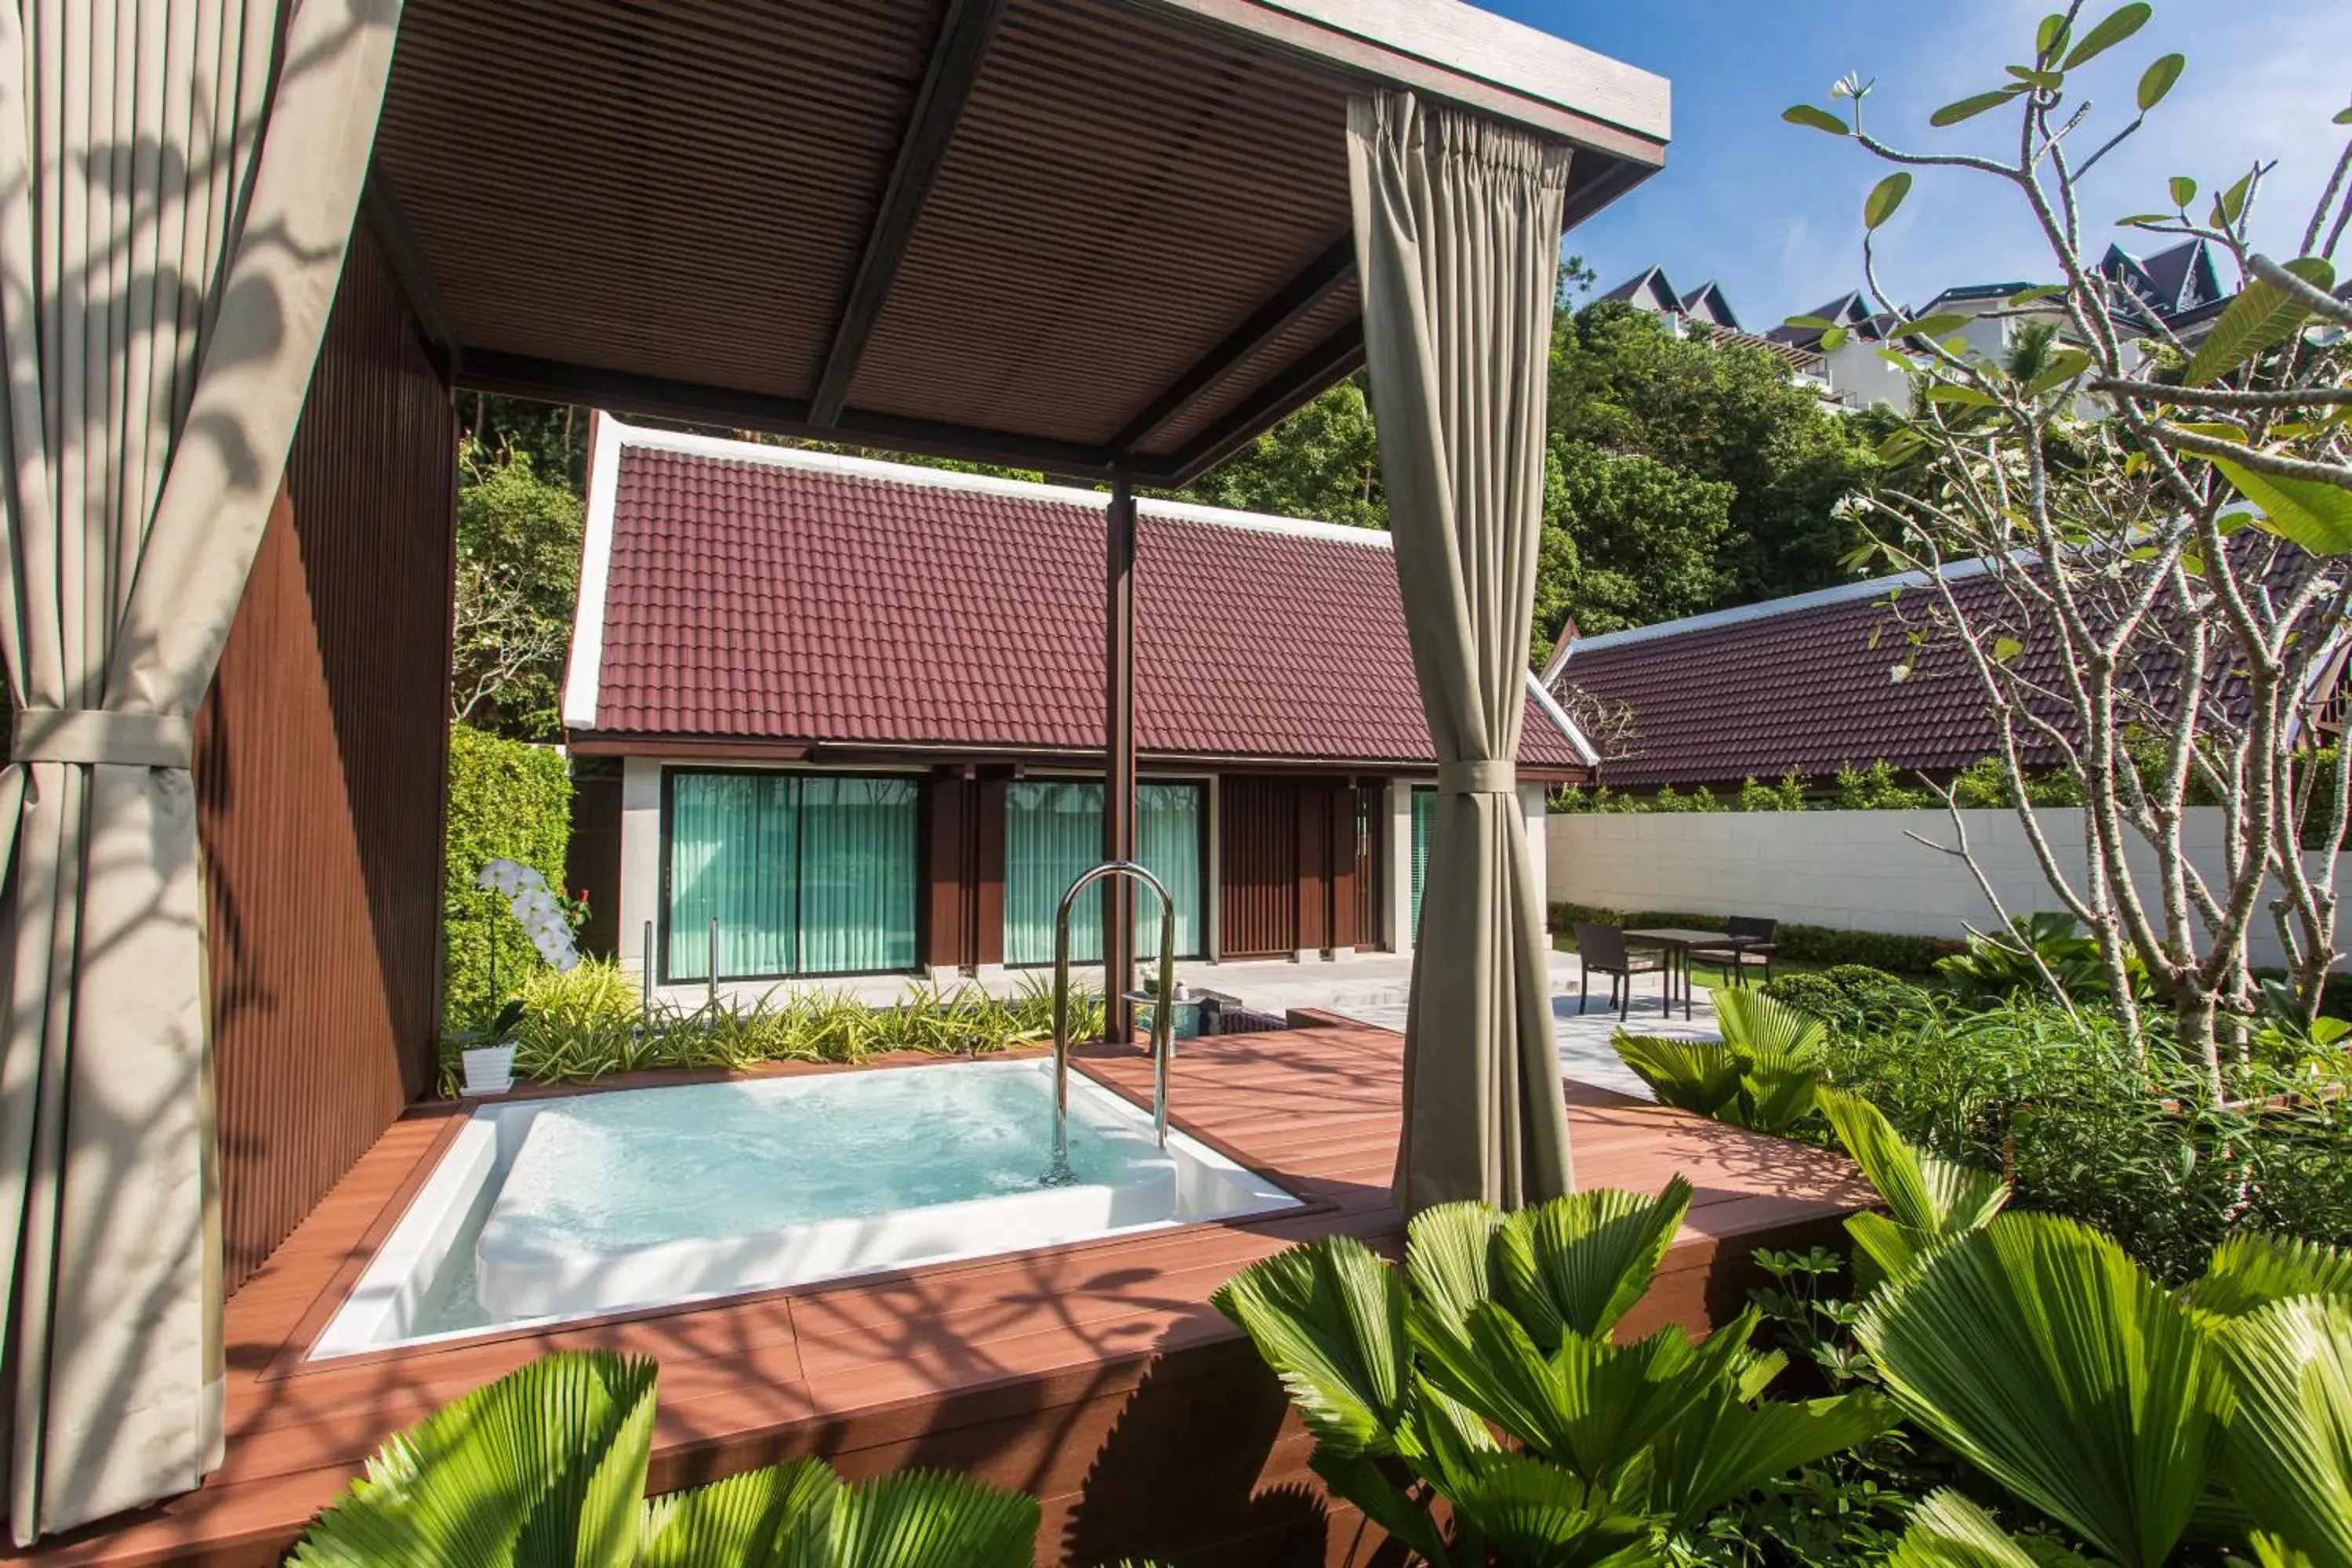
[1830,1110,2352,1568]
[1210,1179,1894,1566]
[1612,988,1828,1134]
[289,1351,1044,1567]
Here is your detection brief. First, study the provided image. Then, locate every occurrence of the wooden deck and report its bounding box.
[9,1019,1868,1568]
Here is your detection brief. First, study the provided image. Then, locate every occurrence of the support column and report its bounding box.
[1105,477,1138,1042]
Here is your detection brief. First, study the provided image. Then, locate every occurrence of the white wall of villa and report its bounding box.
[1548,806,2349,972]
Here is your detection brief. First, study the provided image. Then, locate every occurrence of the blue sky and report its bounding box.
[1486,1,2352,328]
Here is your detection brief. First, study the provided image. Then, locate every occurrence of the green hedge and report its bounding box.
[444,724,572,1028]
[1551,756,2083,814]
[1549,901,1965,976]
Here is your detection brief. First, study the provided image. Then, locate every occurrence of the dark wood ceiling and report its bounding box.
[370,0,1663,483]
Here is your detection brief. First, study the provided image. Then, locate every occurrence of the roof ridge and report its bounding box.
[1564,556,1996,658]
[596,415,1393,550]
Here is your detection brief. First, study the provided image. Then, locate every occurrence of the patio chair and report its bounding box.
[1575,923,1667,1020]
[1691,916,1777,986]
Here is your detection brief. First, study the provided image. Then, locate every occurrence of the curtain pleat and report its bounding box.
[800,775,916,975]
[1003,780,1202,967]
[1348,90,1574,1216]
[0,0,401,1538]
[666,773,918,981]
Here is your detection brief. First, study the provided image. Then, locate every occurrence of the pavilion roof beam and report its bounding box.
[359,165,459,374]
[1109,232,1355,456]
[1161,321,1364,485]
[808,0,1008,429]
[459,350,1126,481]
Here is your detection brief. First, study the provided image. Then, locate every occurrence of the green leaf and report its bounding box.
[816,1470,1039,1568]
[1819,1090,2008,1282]
[2212,456,2352,557]
[2061,2,2151,68]
[2211,170,2255,229]
[1211,1236,1409,1457]
[1494,1180,1695,1344]
[1820,326,1851,351]
[1896,312,1973,339]
[2216,1294,2352,1566]
[2035,13,2071,65]
[1931,89,2024,127]
[1886,1489,2045,1568]
[1784,103,1851,136]
[2137,53,2185,111]
[1926,384,1999,408]
[1307,1450,1457,1568]
[1784,314,1839,331]
[2009,284,2068,306]
[1865,172,1914,230]
[2337,105,2352,125]
[2025,349,2094,396]
[2118,213,2172,227]
[2168,175,2197,209]
[1992,636,2024,662]
[639,1459,838,1568]
[291,1350,662,1568]
[1712,987,1827,1057]
[1406,1201,1502,1330]
[1857,1214,2226,1568]
[1439,1451,1660,1568]
[1646,1383,1899,1525]
[1734,1050,1827,1135]
[1613,1034,1744,1119]
[2192,1234,2352,1317]
[2004,65,2066,90]
[2184,256,2339,384]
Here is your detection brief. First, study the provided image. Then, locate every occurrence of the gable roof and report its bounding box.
[567,419,1595,774]
[1766,289,1880,350]
[1545,561,2048,789]
[2101,238,2224,321]
[1599,265,1684,316]
[1677,280,1739,330]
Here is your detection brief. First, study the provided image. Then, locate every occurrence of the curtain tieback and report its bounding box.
[1437,760,1515,794]
[11,708,192,769]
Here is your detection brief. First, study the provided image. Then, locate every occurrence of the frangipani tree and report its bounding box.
[1786,1,2352,1086]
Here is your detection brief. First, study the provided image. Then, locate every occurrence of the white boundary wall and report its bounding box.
[1546,807,2349,972]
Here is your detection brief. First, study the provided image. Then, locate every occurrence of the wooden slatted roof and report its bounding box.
[368,0,1668,482]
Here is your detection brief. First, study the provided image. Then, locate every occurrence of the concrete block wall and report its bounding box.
[1546,807,2347,971]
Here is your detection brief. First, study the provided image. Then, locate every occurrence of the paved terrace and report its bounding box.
[11,1019,1861,1568]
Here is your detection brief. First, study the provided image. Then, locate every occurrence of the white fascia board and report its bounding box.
[1525,670,1599,768]
[561,412,627,730]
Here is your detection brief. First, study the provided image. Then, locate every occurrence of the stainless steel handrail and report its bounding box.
[1048,859,1177,1182]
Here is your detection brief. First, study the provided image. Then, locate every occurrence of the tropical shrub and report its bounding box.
[1613,988,1829,1134]
[1933,912,2116,1006]
[444,724,573,1029]
[289,1350,1040,1566]
[1759,967,1933,1034]
[1813,1095,2352,1568]
[1211,1181,1894,1566]
[438,962,1105,1094]
[1818,999,2352,1283]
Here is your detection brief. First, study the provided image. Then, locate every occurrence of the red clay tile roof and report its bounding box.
[1552,564,2062,789]
[569,422,1588,771]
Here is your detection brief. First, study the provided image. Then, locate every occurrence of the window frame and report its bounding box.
[658,764,924,985]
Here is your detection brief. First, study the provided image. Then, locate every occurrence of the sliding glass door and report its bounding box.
[665,770,918,981]
[1003,779,1205,965]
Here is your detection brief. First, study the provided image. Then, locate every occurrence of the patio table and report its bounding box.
[1621,928,1761,1021]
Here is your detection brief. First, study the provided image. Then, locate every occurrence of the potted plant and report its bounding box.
[460,999,524,1096]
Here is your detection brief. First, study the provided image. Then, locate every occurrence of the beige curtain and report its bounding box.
[1348,91,1573,1215]
[0,0,400,1540]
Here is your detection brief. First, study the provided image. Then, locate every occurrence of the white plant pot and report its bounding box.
[463,1044,517,1096]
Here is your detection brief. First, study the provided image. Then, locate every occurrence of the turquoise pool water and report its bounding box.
[489,1062,1165,1256]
